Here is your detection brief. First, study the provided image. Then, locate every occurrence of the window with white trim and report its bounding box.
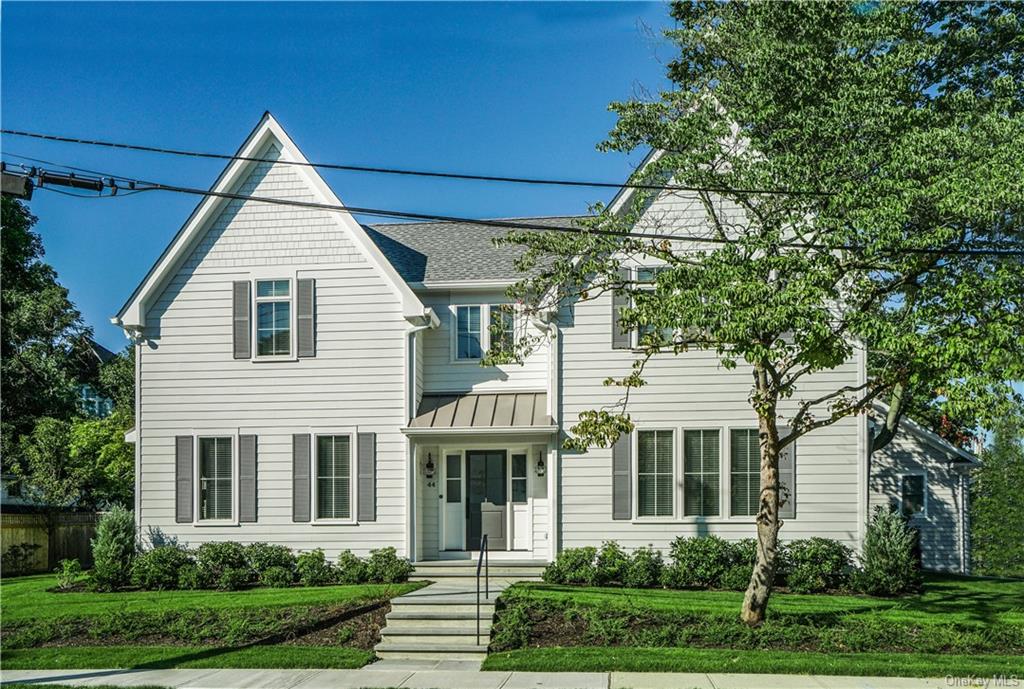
[316,435,352,520]
[684,429,720,516]
[255,279,291,357]
[634,267,675,347]
[901,474,926,517]
[637,430,674,517]
[198,437,233,521]
[730,428,760,517]
[454,304,518,360]
[511,453,528,504]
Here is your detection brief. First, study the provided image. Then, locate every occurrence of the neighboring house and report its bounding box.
[113,113,975,573]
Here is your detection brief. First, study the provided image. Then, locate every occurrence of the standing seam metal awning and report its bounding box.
[408,392,553,429]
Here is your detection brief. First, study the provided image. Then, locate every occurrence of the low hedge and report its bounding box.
[122,543,412,592]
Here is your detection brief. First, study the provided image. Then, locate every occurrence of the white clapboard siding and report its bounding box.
[138,141,409,556]
[869,420,969,573]
[419,291,549,394]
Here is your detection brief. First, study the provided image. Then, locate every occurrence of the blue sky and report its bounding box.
[2,2,673,350]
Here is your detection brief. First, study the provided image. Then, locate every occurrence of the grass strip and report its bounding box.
[482,646,1024,677]
[0,645,374,670]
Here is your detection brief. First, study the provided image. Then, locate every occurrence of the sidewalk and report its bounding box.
[1,664,956,689]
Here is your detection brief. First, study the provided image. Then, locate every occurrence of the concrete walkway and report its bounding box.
[1,665,956,689]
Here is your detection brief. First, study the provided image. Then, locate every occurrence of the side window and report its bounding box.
[637,430,674,517]
[316,435,352,520]
[511,453,528,503]
[634,267,674,346]
[255,279,291,357]
[684,429,721,516]
[198,437,233,521]
[901,474,926,517]
[446,454,462,503]
[730,428,760,517]
[490,304,517,352]
[456,306,483,359]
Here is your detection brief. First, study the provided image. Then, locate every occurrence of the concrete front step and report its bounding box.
[386,611,493,629]
[374,641,489,661]
[411,565,546,576]
[380,626,492,645]
[409,576,538,587]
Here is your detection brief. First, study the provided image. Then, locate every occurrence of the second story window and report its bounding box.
[256,279,291,357]
[456,305,483,359]
[454,304,518,361]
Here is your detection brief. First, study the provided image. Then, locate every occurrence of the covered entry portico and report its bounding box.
[403,392,557,562]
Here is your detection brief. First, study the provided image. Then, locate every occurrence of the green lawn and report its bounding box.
[1,573,419,622]
[483,647,1024,677]
[1,646,373,670]
[483,574,1024,676]
[0,574,420,670]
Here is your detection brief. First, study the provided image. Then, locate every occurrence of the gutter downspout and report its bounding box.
[531,310,560,561]
[405,309,439,563]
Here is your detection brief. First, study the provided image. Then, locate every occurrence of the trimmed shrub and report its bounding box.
[296,548,338,586]
[542,547,596,585]
[661,536,734,589]
[131,546,195,590]
[244,543,296,577]
[786,537,852,593]
[623,546,664,589]
[335,550,368,584]
[855,506,922,596]
[721,563,753,591]
[90,506,136,591]
[195,542,249,589]
[55,558,84,591]
[217,567,251,591]
[593,541,629,586]
[260,565,294,588]
[366,547,414,583]
[178,564,203,590]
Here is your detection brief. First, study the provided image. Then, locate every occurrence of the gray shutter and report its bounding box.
[612,268,631,349]
[297,278,315,358]
[292,434,311,522]
[357,432,376,522]
[239,435,257,523]
[612,432,632,520]
[232,281,251,360]
[175,436,193,523]
[778,427,796,519]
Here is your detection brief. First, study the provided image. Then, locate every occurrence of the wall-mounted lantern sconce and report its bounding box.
[425,453,436,480]
[536,450,546,477]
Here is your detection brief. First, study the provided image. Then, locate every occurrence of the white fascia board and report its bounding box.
[113,112,426,330]
[400,426,559,437]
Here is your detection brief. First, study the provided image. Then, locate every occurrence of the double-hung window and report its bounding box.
[511,453,528,504]
[255,279,291,357]
[634,267,675,347]
[730,429,760,517]
[456,306,484,359]
[316,435,352,520]
[901,474,926,518]
[684,430,720,516]
[199,437,233,521]
[637,430,674,517]
[455,304,517,360]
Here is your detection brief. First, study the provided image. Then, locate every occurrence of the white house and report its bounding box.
[114,113,976,574]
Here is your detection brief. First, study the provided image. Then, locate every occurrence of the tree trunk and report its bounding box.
[740,402,782,626]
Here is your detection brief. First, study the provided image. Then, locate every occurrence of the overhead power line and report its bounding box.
[0,127,832,197]
[8,155,1022,257]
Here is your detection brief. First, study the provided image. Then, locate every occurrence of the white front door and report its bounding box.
[442,451,464,550]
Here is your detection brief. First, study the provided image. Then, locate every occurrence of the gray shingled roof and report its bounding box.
[364,216,581,284]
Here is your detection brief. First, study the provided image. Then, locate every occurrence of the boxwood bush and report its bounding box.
[542,546,597,585]
[244,542,296,578]
[786,537,853,593]
[132,545,195,590]
[195,542,250,590]
[296,548,339,586]
[622,546,664,588]
[661,535,735,589]
[593,541,629,586]
[366,547,414,583]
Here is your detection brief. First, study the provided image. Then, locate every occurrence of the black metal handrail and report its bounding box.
[476,533,489,645]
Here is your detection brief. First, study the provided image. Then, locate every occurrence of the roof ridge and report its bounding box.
[367,214,585,227]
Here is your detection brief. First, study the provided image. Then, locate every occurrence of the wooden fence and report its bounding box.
[1,511,100,572]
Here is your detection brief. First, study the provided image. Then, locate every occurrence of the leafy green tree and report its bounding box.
[1,197,92,470]
[499,1,1023,624]
[972,421,1024,577]
[98,346,135,421]
[69,410,135,508]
